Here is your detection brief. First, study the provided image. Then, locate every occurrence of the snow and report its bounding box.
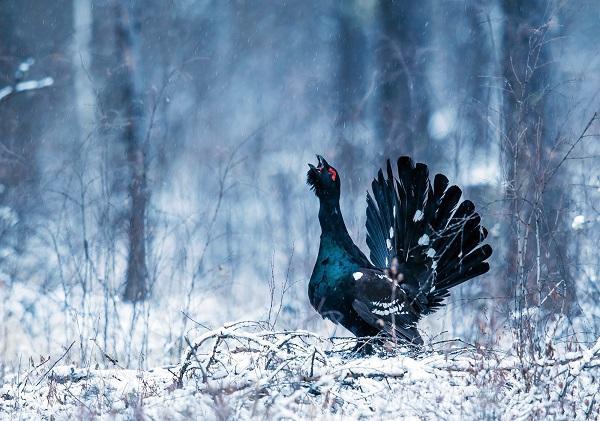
[1,324,599,419]
[17,58,35,74]
[352,272,363,280]
[14,77,54,93]
[1,279,599,419]
[572,214,585,230]
[0,58,53,102]
[0,87,13,101]
[413,210,424,222]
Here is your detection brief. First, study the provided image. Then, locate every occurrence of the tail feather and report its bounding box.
[365,156,492,313]
[433,173,449,200]
[432,185,462,231]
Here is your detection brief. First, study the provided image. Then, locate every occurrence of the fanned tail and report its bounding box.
[366,156,492,312]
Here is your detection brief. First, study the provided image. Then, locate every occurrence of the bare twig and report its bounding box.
[35,341,76,387]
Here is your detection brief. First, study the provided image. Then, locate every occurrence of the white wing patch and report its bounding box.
[372,299,399,309]
[353,272,363,280]
[371,299,407,316]
[375,273,394,283]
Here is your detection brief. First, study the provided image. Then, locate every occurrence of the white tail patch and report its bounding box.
[413,209,424,222]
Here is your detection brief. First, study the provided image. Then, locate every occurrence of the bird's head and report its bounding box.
[307,155,340,201]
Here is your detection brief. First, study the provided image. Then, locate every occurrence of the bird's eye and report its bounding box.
[328,168,337,181]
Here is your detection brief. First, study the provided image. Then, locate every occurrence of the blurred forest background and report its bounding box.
[1,0,599,369]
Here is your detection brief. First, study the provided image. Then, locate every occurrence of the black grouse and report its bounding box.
[307,155,492,348]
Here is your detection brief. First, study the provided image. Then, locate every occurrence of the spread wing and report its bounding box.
[365,156,492,315]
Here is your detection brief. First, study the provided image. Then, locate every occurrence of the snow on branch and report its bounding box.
[172,323,600,418]
[1,324,599,418]
[0,58,54,103]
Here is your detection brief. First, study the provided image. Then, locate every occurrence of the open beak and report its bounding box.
[307,155,332,192]
[308,154,328,171]
[317,155,329,169]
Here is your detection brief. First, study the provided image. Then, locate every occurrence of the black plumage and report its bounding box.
[307,155,492,349]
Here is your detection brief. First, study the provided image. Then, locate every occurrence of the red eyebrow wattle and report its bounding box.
[328,168,337,181]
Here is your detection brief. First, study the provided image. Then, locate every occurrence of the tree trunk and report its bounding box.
[501,0,577,323]
[375,0,433,163]
[334,1,368,199]
[114,0,148,302]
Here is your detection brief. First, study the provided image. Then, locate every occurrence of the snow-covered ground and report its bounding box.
[1,320,599,420]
